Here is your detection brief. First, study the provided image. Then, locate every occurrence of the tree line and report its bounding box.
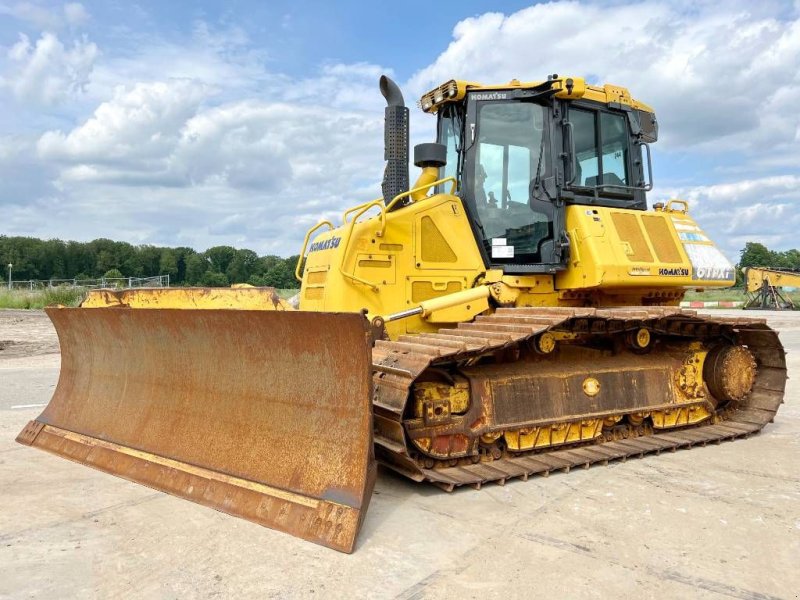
[1,236,796,290]
[0,236,300,289]
[738,242,800,272]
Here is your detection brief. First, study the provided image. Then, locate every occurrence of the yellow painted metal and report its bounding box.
[582,377,601,397]
[635,328,651,349]
[80,287,293,310]
[744,267,800,293]
[299,190,485,338]
[628,413,648,426]
[553,76,586,99]
[480,431,502,444]
[383,176,457,216]
[504,419,604,451]
[674,346,709,401]
[651,405,712,429]
[535,332,556,354]
[556,204,734,294]
[419,75,653,114]
[295,220,334,282]
[413,379,470,423]
[419,286,490,323]
[297,178,733,338]
[410,167,441,202]
[325,177,460,293]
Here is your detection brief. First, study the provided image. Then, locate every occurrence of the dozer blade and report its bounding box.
[16,308,376,553]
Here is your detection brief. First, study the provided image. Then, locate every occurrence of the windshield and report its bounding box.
[472,101,552,264]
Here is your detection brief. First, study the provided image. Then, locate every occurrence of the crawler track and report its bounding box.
[371,307,786,490]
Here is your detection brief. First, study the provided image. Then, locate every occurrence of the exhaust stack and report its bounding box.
[379,75,409,207]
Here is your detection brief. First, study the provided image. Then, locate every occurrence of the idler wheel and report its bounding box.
[703,345,757,403]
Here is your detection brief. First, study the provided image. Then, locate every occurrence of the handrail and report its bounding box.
[385,176,457,213]
[339,203,383,291]
[294,220,335,282]
[342,198,383,224]
[378,176,457,237]
[665,199,689,214]
[337,176,459,290]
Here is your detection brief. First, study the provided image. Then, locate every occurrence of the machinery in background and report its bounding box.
[743,267,800,310]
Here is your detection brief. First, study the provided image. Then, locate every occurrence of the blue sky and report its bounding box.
[1,0,798,260]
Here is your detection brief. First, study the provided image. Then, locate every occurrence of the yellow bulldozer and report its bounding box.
[17,74,787,553]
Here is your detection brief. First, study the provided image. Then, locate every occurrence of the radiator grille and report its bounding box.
[611,213,653,262]
[642,216,682,264]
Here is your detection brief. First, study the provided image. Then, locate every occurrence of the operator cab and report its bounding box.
[427,76,657,274]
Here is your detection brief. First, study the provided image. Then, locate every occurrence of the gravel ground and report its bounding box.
[0,308,798,599]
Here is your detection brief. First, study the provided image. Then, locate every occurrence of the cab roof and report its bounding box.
[419,76,655,114]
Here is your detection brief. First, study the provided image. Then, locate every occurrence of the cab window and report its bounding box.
[571,108,630,189]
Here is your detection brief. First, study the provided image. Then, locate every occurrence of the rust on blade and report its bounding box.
[17,308,375,553]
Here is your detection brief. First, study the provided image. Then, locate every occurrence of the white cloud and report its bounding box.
[658,175,800,259]
[63,2,89,26]
[2,1,798,260]
[38,79,210,167]
[2,31,98,105]
[0,2,61,29]
[0,1,90,29]
[408,2,800,152]
[21,75,386,253]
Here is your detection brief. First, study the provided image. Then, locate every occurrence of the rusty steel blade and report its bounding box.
[16,308,376,553]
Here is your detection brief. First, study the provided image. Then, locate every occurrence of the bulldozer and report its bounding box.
[17,74,787,553]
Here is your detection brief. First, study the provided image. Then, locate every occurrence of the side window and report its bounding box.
[571,109,598,186]
[570,108,630,189]
[600,113,628,186]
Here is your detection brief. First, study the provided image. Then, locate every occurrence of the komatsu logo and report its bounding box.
[309,236,341,253]
[472,92,508,101]
[658,267,689,277]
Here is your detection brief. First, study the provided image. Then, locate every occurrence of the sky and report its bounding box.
[0,0,798,260]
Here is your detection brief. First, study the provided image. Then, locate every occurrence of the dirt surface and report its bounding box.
[0,308,798,599]
[0,309,60,362]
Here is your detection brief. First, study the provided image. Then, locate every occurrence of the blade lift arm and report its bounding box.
[372,286,491,329]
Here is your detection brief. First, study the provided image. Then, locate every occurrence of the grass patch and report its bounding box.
[0,287,87,309]
[276,288,300,300]
[684,287,800,304]
[683,288,748,303]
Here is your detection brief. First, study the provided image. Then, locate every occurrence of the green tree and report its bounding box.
[226,249,259,284]
[205,246,237,274]
[739,243,775,269]
[201,271,229,287]
[159,249,179,280]
[185,254,209,285]
[96,250,117,274]
[262,261,294,288]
